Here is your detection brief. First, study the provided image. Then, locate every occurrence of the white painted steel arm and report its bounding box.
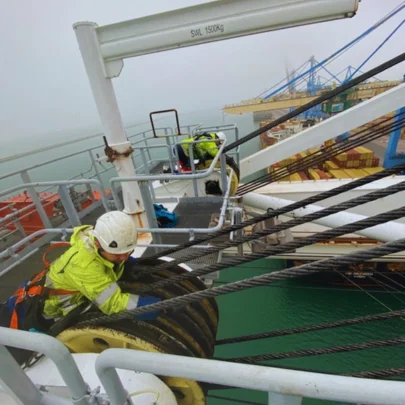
[73,0,357,219]
[75,0,358,77]
[240,83,405,179]
[95,349,405,405]
[74,24,149,222]
[0,328,89,405]
[243,192,405,242]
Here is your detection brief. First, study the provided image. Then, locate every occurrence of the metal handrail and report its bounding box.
[1,328,403,405]
[95,349,405,405]
[0,180,108,211]
[110,139,227,184]
[0,192,61,225]
[0,125,239,266]
[134,169,234,235]
[0,228,75,277]
[0,328,90,405]
[0,228,73,261]
[0,126,174,182]
[0,225,219,277]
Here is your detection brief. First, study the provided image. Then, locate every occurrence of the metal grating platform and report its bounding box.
[142,199,228,269]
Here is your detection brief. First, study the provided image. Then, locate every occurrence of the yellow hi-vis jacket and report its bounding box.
[181,133,219,160]
[43,225,139,319]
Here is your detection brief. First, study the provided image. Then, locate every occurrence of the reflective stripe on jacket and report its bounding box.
[43,225,138,319]
[181,133,218,160]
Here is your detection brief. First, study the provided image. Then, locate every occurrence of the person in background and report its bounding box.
[174,131,226,169]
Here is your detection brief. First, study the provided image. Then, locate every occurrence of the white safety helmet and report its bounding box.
[216,132,226,142]
[93,211,137,254]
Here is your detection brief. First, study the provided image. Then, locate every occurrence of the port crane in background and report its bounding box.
[225,4,405,169]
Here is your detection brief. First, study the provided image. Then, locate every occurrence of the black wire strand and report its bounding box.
[142,184,405,291]
[135,163,405,274]
[238,113,405,194]
[77,236,405,325]
[215,310,405,346]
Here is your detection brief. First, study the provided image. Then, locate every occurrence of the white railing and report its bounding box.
[0,327,404,405]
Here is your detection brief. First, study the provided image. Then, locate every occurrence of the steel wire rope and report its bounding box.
[216,309,405,346]
[237,116,405,193]
[223,52,405,154]
[351,367,405,379]
[213,265,405,276]
[236,116,405,193]
[77,234,405,326]
[139,182,405,291]
[237,113,405,194]
[219,336,405,364]
[335,270,405,320]
[213,281,405,294]
[371,272,405,304]
[215,309,405,346]
[390,264,405,285]
[172,120,402,254]
[137,163,405,278]
[136,162,405,269]
[145,157,404,266]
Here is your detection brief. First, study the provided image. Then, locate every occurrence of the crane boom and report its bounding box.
[240,83,405,179]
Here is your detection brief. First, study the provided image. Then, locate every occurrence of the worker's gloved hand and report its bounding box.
[126,255,137,265]
[135,296,161,321]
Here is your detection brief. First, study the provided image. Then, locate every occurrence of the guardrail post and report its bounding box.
[58,185,81,227]
[89,150,107,196]
[220,154,228,196]
[235,126,240,168]
[232,207,244,256]
[172,139,180,172]
[10,206,28,240]
[166,136,176,174]
[0,345,43,405]
[188,143,199,197]
[138,181,162,249]
[85,183,95,202]
[268,393,302,405]
[139,147,149,175]
[20,170,53,229]
[142,132,152,162]
[0,327,91,405]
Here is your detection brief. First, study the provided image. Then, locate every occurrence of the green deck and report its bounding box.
[209,258,405,405]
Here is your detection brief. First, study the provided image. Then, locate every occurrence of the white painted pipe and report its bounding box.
[0,328,89,405]
[243,192,405,242]
[73,23,148,225]
[96,349,405,405]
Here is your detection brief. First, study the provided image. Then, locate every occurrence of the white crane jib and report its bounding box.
[73,0,359,225]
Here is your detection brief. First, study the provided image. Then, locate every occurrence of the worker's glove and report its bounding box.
[126,256,137,265]
[135,296,161,321]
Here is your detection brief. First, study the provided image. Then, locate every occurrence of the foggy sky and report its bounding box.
[1,0,404,143]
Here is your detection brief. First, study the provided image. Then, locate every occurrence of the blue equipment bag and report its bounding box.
[153,204,178,228]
